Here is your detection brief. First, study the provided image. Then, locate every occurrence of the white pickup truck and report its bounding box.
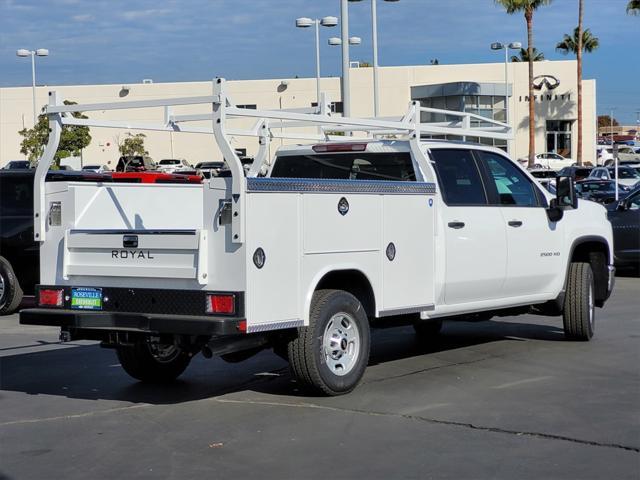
[21,80,615,395]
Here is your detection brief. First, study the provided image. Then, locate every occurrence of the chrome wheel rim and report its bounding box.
[148,342,180,363]
[0,274,5,305]
[322,312,360,377]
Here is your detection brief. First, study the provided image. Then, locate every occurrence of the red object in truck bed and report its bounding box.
[110,172,202,184]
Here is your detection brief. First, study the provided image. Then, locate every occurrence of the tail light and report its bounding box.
[312,143,367,153]
[205,294,235,315]
[39,288,64,307]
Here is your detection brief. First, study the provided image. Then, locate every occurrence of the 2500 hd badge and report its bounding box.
[111,250,155,259]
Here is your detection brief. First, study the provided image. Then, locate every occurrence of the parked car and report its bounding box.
[524,152,573,170]
[0,169,112,314]
[3,160,31,170]
[156,158,191,174]
[195,161,226,179]
[587,166,640,188]
[81,164,111,173]
[116,155,156,172]
[557,166,593,182]
[575,180,631,205]
[598,145,640,165]
[607,186,640,273]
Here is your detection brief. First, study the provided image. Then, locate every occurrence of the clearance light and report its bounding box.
[205,294,235,315]
[39,288,64,307]
[312,143,367,153]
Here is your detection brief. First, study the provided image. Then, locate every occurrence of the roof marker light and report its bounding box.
[312,143,367,153]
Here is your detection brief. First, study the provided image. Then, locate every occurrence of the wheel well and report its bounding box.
[570,240,609,304]
[316,270,376,317]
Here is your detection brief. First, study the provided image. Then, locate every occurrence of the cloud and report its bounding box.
[119,9,171,21]
[72,13,94,22]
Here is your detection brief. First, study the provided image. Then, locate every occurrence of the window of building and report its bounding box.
[479,151,538,207]
[271,152,415,181]
[546,120,573,158]
[430,149,487,206]
[311,101,344,114]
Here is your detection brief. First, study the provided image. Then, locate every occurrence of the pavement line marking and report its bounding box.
[492,376,553,389]
[213,398,640,453]
[0,403,152,427]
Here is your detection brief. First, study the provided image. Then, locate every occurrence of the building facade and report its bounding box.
[0,60,597,167]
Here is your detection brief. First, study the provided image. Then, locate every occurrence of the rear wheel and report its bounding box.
[563,262,595,341]
[116,338,192,383]
[287,289,370,396]
[0,257,23,316]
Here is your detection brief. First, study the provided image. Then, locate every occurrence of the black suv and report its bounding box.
[0,170,110,314]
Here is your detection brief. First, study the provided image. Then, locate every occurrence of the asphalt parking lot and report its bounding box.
[1,277,638,480]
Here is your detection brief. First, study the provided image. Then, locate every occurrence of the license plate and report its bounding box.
[71,287,103,310]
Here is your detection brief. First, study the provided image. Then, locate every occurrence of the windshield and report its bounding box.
[577,182,615,193]
[82,165,100,170]
[608,168,639,179]
[159,159,180,165]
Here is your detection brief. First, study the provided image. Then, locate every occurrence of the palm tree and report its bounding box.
[495,0,553,168]
[510,47,545,62]
[628,0,640,15]
[555,27,599,54]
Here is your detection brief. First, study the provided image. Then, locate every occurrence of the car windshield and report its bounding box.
[197,162,225,169]
[159,159,180,165]
[608,168,639,179]
[7,161,30,169]
[578,182,615,193]
[82,165,101,170]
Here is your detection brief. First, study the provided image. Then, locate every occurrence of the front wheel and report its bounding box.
[116,338,192,383]
[287,289,370,396]
[563,262,595,341]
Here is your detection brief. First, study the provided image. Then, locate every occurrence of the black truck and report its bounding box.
[0,170,111,314]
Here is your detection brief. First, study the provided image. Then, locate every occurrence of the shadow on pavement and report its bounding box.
[0,319,565,404]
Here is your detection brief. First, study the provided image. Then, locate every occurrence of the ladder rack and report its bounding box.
[35,78,513,243]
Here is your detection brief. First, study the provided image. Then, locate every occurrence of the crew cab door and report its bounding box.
[430,149,507,304]
[477,150,564,297]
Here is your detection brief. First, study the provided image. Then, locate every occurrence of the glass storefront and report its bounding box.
[546,120,573,158]
[419,94,508,151]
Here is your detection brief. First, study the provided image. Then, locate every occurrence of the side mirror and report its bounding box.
[556,176,578,209]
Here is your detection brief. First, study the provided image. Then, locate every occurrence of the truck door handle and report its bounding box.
[508,220,523,228]
[447,221,465,229]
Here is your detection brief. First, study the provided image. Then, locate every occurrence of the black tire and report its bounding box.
[0,256,23,316]
[287,289,370,396]
[116,339,191,383]
[413,319,443,338]
[563,262,595,341]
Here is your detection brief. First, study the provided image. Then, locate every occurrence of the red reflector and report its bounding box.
[206,294,235,315]
[237,320,247,333]
[39,289,64,307]
[312,143,367,153]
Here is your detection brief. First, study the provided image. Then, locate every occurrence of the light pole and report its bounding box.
[329,36,361,115]
[490,42,521,153]
[295,16,338,105]
[340,0,351,117]
[349,0,399,117]
[16,48,49,127]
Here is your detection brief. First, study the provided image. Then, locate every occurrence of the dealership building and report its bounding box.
[0,59,597,167]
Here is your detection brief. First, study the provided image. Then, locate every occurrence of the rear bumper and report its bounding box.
[20,309,244,336]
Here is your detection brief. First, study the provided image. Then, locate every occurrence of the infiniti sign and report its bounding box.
[532,75,560,91]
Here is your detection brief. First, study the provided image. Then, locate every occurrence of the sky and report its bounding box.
[1,0,638,123]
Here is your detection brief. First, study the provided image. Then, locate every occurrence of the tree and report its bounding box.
[510,47,545,62]
[496,0,553,168]
[597,115,619,129]
[628,0,640,15]
[18,100,91,167]
[119,133,148,156]
[556,23,599,166]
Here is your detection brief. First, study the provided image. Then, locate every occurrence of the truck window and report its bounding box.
[0,175,33,216]
[429,149,487,206]
[479,151,539,207]
[271,152,416,181]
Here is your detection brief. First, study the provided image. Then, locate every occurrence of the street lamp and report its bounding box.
[490,41,521,153]
[349,0,399,116]
[16,48,49,126]
[328,36,362,46]
[296,16,338,105]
